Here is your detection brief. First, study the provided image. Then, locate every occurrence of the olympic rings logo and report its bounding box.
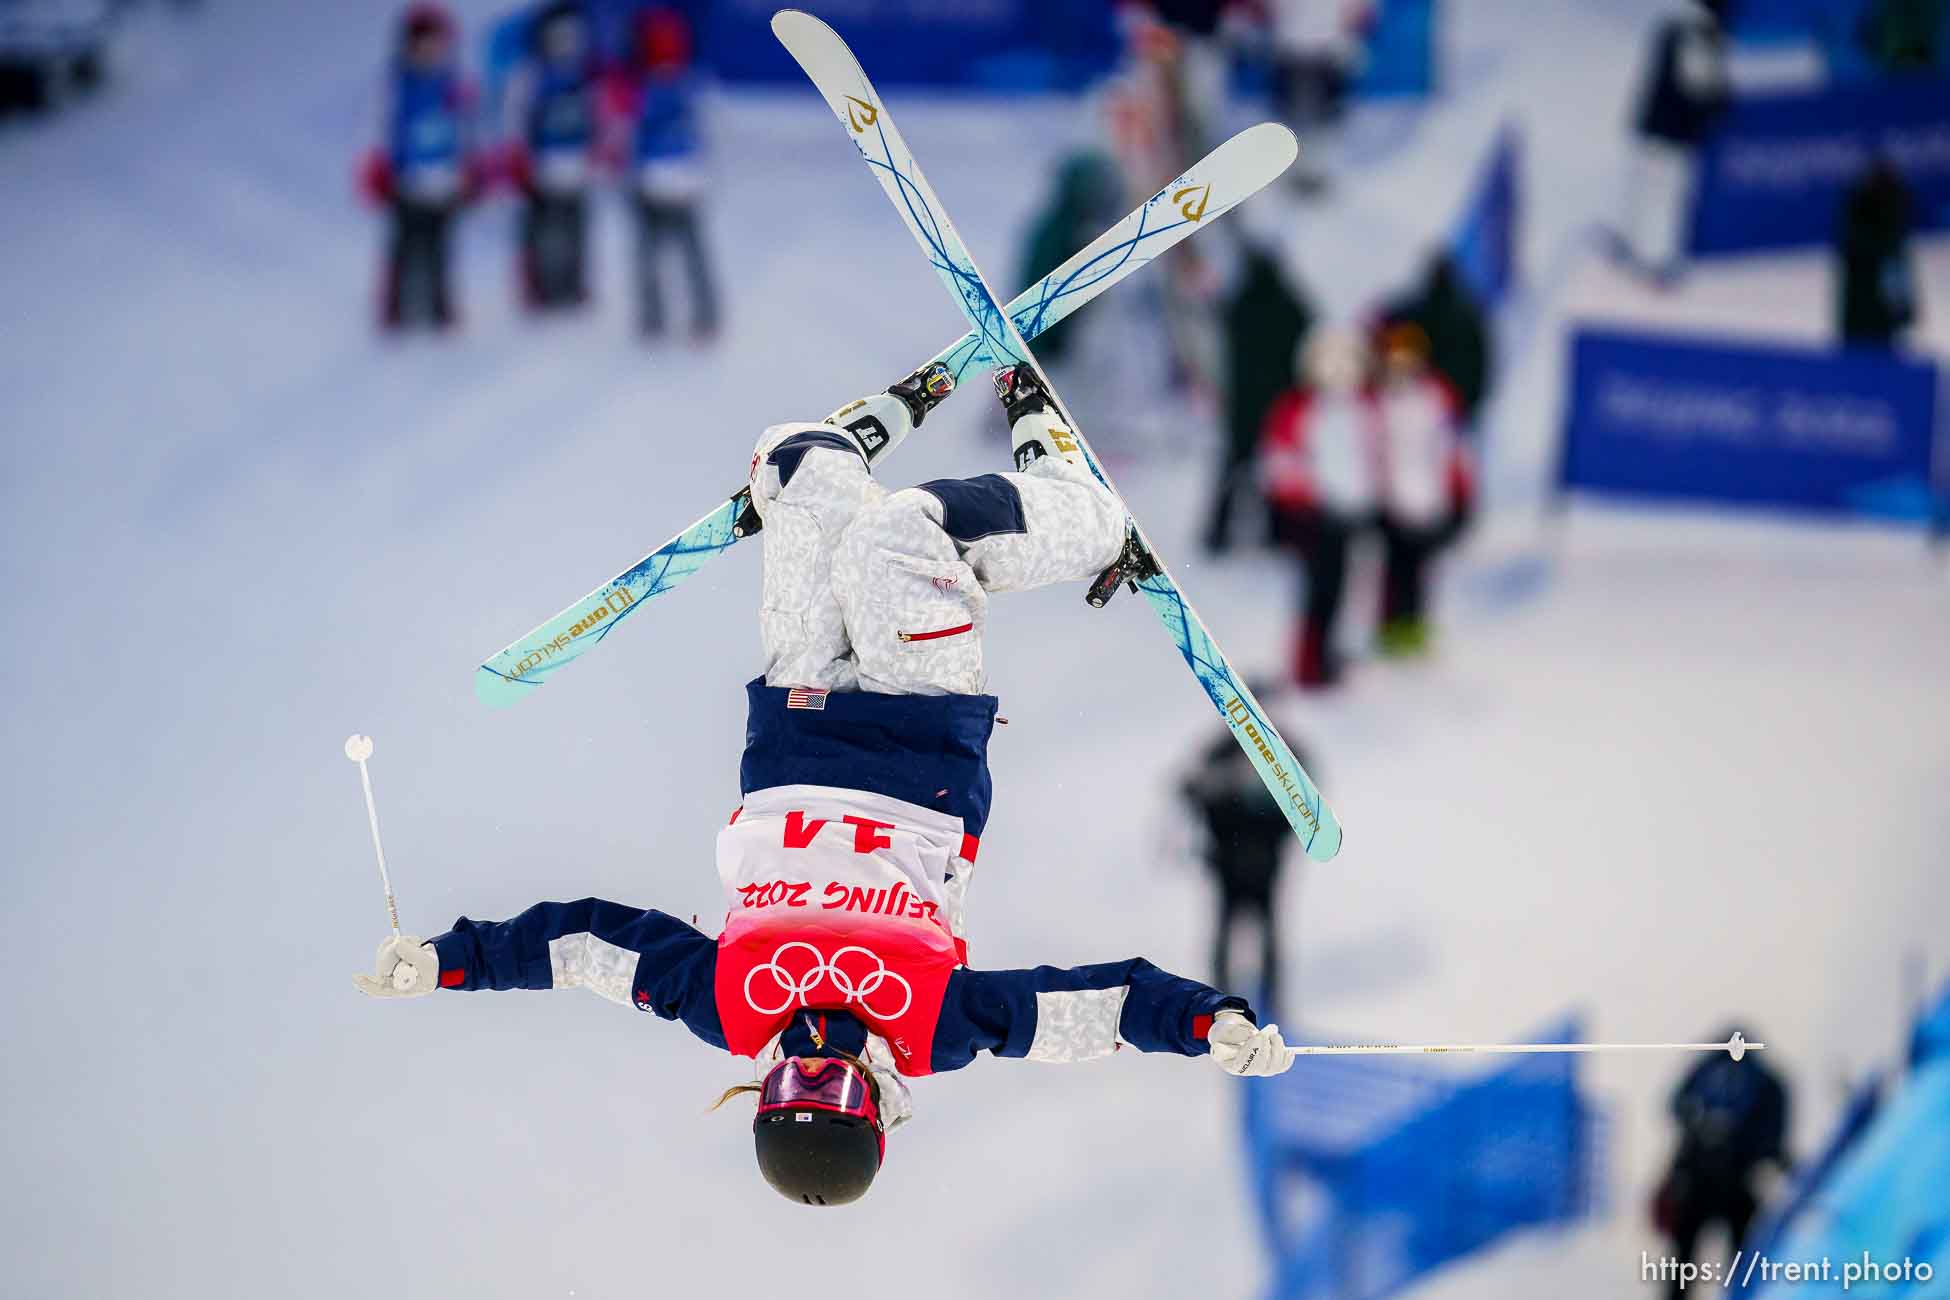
[743,941,914,1020]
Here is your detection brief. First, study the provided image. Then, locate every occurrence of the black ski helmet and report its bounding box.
[752,1055,884,1207]
[753,1107,882,1207]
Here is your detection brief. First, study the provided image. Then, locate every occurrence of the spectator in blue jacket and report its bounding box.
[627,7,719,340]
[505,0,599,309]
[360,4,481,330]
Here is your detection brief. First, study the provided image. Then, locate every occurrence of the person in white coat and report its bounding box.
[1258,326,1380,687]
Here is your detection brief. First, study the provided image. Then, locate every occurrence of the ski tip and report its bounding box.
[1245,121,1301,168]
[769,9,828,42]
[474,665,534,710]
[1304,816,1344,864]
[1179,124,1298,220]
[771,9,844,75]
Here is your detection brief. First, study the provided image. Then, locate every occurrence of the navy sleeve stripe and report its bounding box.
[769,430,864,488]
[430,899,725,1050]
[931,960,1250,1072]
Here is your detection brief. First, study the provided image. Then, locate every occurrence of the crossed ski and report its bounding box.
[772,9,1342,860]
[477,125,1298,707]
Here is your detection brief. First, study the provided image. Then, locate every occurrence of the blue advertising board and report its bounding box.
[1560,330,1941,521]
[1690,76,1950,256]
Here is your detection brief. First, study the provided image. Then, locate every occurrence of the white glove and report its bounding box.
[353,936,440,999]
[1208,1009,1293,1077]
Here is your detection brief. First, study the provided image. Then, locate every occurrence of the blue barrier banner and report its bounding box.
[1560,330,1941,520]
[1690,76,1950,256]
[1244,1017,1594,1300]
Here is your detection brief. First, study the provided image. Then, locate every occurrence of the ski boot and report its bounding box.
[887,359,957,428]
[736,361,957,539]
[825,359,956,464]
[1085,523,1161,609]
[992,364,1153,607]
[992,363,1080,471]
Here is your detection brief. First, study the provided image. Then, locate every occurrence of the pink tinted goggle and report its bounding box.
[758,1058,884,1135]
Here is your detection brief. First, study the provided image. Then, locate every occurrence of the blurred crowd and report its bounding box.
[359,0,718,339]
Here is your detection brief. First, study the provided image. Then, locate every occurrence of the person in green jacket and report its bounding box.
[1016,153,1125,368]
[1204,243,1314,553]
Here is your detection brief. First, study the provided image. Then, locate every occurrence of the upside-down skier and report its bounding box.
[355,362,1298,1206]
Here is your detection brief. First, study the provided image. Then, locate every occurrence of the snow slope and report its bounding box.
[1,3,1945,1299]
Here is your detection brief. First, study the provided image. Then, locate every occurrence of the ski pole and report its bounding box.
[343,734,400,936]
[1286,1032,1760,1062]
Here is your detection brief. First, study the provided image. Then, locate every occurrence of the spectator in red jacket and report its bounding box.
[1371,322,1473,656]
[1258,326,1379,688]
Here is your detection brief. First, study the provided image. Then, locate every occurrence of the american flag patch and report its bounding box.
[785,687,828,711]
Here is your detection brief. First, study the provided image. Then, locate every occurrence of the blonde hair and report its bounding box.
[711,1082,762,1112]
